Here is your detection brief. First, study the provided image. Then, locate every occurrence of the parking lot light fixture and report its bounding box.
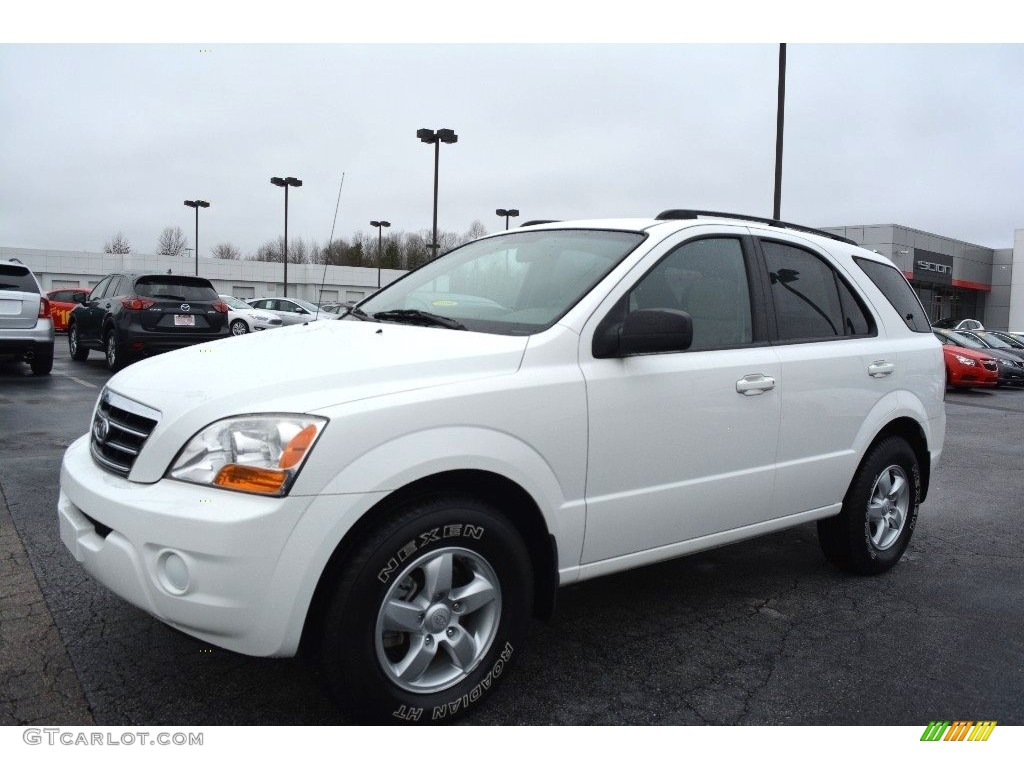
[496,208,519,230]
[270,176,303,297]
[417,128,458,258]
[371,220,391,288]
[183,200,210,276]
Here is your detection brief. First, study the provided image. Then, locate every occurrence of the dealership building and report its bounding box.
[4,222,1024,330]
[822,224,1024,331]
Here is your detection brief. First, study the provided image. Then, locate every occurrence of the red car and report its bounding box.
[935,337,998,390]
[46,287,90,332]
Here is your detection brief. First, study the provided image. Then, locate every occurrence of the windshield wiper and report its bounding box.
[342,305,373,321]
[371,309,467,330]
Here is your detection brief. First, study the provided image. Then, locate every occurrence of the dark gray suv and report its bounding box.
[68,272,230,372]
[0,259,55,375]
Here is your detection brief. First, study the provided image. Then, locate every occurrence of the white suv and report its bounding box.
[58,211,945,723]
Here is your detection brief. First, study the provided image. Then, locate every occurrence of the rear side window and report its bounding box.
[0,264,40,293]
[135,277,218,301]
[854,257,931,333]
[761,241,874,342]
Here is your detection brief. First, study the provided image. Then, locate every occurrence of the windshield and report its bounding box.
[358,229,646,335]
[945,330,984,349]
[980,334,1012,349]
[221,296,253,310]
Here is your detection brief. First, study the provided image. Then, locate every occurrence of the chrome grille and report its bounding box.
[90,390,159,477]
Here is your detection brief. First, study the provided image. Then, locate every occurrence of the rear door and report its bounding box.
[0,263,42,330]
[75,275,114,344]
[754,235,891,518]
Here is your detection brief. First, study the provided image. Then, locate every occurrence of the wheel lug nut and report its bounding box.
[453,602,461,611]
[446,628,455,636]
[425,636,433,645]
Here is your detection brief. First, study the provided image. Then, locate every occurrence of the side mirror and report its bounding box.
[593,309,693,358]
[72,291,88,304]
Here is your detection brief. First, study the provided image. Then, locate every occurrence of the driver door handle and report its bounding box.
[868,361,895,378]
[736,374,776,395]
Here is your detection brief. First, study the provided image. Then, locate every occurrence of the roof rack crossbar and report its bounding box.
[654,209,858,246]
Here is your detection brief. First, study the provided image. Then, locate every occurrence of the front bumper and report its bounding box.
[58,434,382,656]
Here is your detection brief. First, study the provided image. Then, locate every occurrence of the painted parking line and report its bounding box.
[55,373,99,389]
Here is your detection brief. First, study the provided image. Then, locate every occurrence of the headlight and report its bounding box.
[167,414,327,496]
[953,354,976,366]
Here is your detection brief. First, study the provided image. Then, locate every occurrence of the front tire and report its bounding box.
[104,330,126,372]
[317,496,531,724]
[817,435,920,576]
[230,319,249,336]
[68,324,89,361]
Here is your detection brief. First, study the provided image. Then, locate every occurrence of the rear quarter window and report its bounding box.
[853,257,931,333]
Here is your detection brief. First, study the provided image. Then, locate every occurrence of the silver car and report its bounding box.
[246,297,322,326]
[219,295,283,335]
[0,259,55,374]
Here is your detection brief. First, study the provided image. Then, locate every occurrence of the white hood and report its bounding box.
[107,319,528,482]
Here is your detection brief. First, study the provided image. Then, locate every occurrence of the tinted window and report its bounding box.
[135,277,218,301]
[49,290,76,302]
[854,257,931,333]
[762,241,862,341]
[0,264,40,293]
[627,237,753,351]
[91,276,113,300]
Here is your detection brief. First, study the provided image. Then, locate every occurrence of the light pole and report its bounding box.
[416,128,458,258]
[183,199,209,275]
[370,220,391,288]
[270,176,302,296]
[773,43,787,221]
[496,208,519,230]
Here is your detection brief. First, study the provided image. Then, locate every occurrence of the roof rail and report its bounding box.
[520,220,560,227]
[654,210,858,246]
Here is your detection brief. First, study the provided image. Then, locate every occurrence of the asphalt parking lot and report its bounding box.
[1,341,1022,726]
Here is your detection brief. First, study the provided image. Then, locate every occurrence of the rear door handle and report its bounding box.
[868,361,895,378]
[736,374,776,395]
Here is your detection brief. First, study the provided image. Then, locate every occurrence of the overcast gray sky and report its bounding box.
[2,43,1022,255]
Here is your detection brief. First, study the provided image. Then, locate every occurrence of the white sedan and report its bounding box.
[219,295,283,335]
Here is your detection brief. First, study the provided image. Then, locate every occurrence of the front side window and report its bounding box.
[360,229,646,335]
[762,241,873,342]
[625,237,753,351]
[90,276,113,300]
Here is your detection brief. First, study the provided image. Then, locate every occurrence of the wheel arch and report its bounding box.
[299,468,558,657]
[861,416,931,503]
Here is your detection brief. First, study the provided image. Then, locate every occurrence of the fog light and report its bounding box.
[159,551,190,594]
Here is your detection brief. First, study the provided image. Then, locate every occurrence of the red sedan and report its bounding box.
[935,336,998,390]
[46,288,90,332]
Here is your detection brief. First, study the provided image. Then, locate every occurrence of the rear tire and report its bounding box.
[317,495,531,724]
[30,345,54,375]
[818,435,920,576]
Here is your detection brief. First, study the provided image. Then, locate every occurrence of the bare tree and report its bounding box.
[103,232,132,254]
[211,242,241,260]
[461,220,489,243]
[156,226,188,257]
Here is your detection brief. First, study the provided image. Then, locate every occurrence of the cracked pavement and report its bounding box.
[1,344,1022,725]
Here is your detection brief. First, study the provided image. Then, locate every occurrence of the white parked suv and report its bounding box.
[58,211,945,723]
